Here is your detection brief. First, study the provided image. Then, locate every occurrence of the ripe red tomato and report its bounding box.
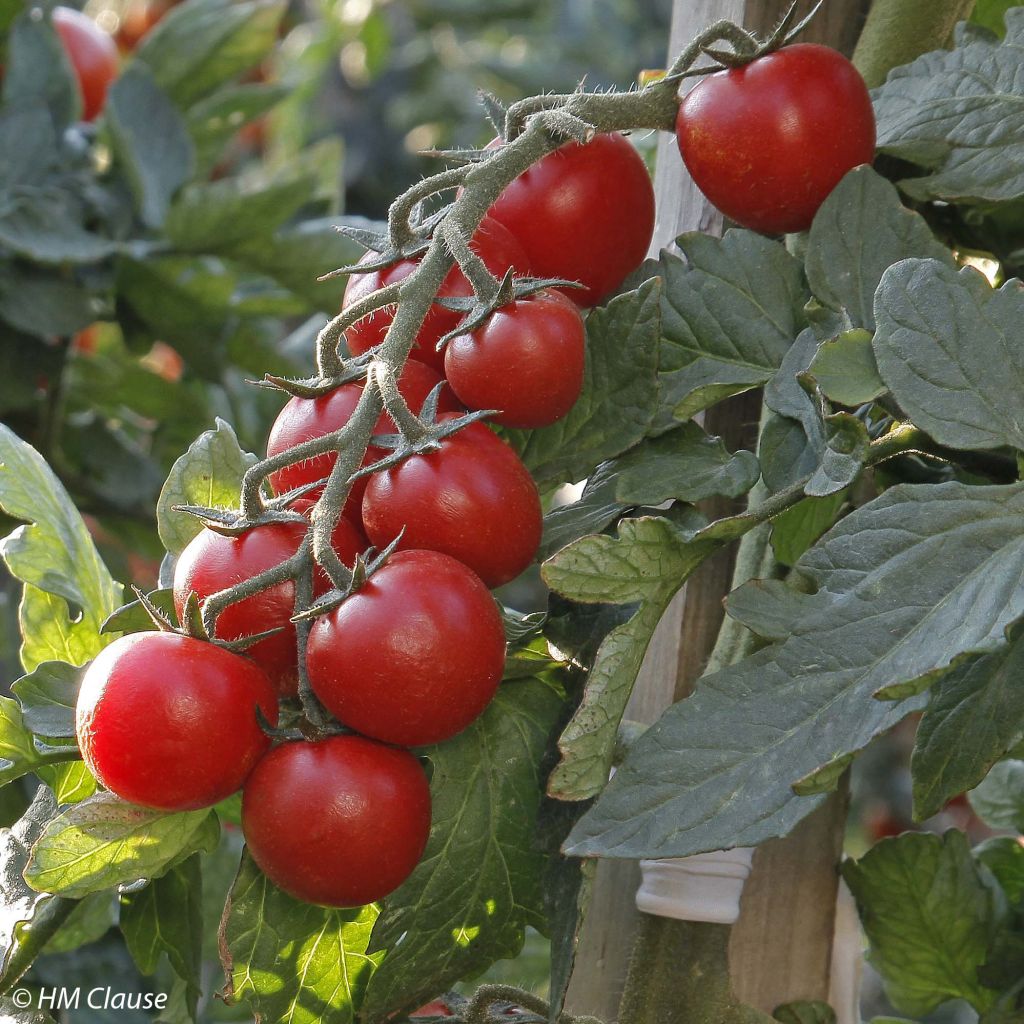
[444,289,586,428]
[411,1003,454,1018]
[266,361,460,515]
[485,133,654,308]
[675,44,876,235]
[52,7,119,122]
[172,519,361,696]
[306,550,505,746]
[76,632,277,811]
[342,217,531,373]
[242,734,431,906]
[362,416,542,588]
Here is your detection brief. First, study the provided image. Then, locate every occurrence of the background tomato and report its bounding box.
[306,549,505,746]
[52,7,119,121]
[675,44,876,235]
[242,734,431,906]
[76,631,277,810]
[485,132,654,307]
[266,361,460,515]
[444,288,586,428]
[342,217,531,373]
[362,416,542,588]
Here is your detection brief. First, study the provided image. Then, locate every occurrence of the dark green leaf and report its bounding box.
[222,849,379,1024]
[135,0,286,108]
[0,267,96,338]
[0,788,59,984]
[805,166,954,329]
[362,677,563,1019]
[12,661,83,738]
[969,759,1024,831]
[807,330,886,406]
[0,107,59,189]
[166,173,317,252]
[973,1,1017,37]
[872,15,1024,203]
[770,491,846,567]
[976,837,1024,907]
[657,230,807,422]
[843,831,1003,1014]
[875,259,1024,451]
[0,192,118,264]
[0,424,122,671]
[24,794,219,899]
[543,515,718,800]
[912,628,1024,820]
[506,281,661,488]
[567,483,1024,859]
[122,855,201,999]
[1,12,79,128]
[101,589,176,635]
[156,418,256,556]
[0,697,48,787]
[806,413,869,498]
[43,892,116,954]
[186,81,289,174]
[106,65,195,229]
[724,579,818,642]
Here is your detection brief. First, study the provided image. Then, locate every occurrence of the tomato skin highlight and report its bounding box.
[242,734,431,907]
[343,217,531,373]
[306,550,506,747]
[444,289,586,428]
[52,7,119,122]
[361,416,542,588]
[675,44,876,235]
[265,361,460,513]
[485,132,655,308]
[76,632,277,811]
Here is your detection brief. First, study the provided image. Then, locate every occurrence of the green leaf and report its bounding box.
[43,892,117,954]
[0,191,119,264]
[805,166,954,329]
[872,14,1024,203]
[658,230,808,422]
[975,837,1024,906]
[24,794,219,899]
[1,12,80,128]
[0,424,122,671]
[0,697,49,787]
[567,482,1024,859]
[542,516,718,800]
[875,259,1024,451]
[0,107,59,190]
[912,628,1024,820]
[37,762,98,805]
[770,491,846,567]
[774,1002,837,1024]
[106,65,195,229]
[0,266,96,339]
[506,281,661,488]
[101,589,177,635]
[0,788,60,984]
[156,419,256,556]
[969,759,1024,831]
[11,661,83,738]
[724,579,818,642]
[222,849,379,1024]
[972,0,1017,37]
[165,173,317,252]
[122,855,201,1005]
[362,677,564,1019]
[135,0,286,108]
[843,831,1003,1015]
[807,330,886,406]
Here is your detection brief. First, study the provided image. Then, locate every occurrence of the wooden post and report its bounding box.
[564,1,868,1018]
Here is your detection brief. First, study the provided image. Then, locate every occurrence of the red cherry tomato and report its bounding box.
[266,362,460,516]
[675,44,876,235]
[485,133,654,308]
[342,217,531,373]
[444,289,586,428]
[172,519,361,696]
[411,1003,454,1018]
[362,416,542,588]
[52,7,119,122]
[306,550,505,746]
[76,632,277,811]
[242,734,431,906]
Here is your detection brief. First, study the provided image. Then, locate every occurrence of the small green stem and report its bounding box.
[0,896,77,994]
[853,0,974,88]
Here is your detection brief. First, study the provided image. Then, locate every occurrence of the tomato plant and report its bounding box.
[306,550,506,746]
[675,43,876,234]
[51,7,119,121]
[241,734,431,907]
[6,3,1024,1024]
[443,288,586,428]
[76,632,277,810]
[361,416,543,588]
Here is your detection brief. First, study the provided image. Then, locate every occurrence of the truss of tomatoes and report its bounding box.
[75,41,876,910]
